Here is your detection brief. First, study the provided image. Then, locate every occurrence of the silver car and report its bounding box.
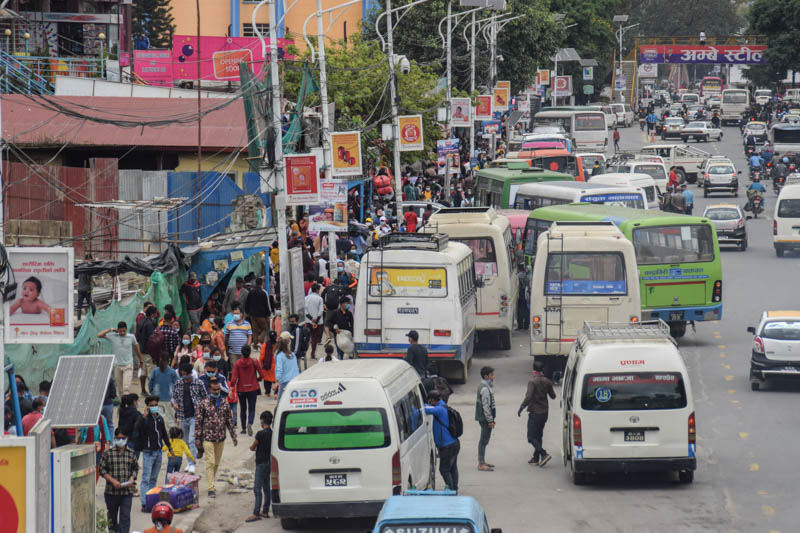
[748,311,800,391]
[703,204,747,250]
[702,163,740,197]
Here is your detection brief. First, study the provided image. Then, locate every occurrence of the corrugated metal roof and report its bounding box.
[3,94,247,151]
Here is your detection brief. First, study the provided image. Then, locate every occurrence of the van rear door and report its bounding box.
[579,371,690,459]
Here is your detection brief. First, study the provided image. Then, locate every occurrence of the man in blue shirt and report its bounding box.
[749,153,764,170]
[645,111,658,134]
[148,358,179,427]
[424,390,460,491]
[680,184,694,215]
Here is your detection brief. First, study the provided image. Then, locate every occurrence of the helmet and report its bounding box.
[151,502,174,525]
[533,360,545,372]
[784,157,790,163]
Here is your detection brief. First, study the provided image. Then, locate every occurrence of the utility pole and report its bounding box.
[196,0,202,236]
[386,0,404,225]
[444,0,452,194]
[469,11,475,165]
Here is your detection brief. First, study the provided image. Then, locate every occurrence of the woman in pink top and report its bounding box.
[230,344,263,436]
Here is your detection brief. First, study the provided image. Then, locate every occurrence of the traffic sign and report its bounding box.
[583,84,594,95]
[582,66,593,81]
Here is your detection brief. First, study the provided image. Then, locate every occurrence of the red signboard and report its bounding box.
[285,154,320,205]
[639,45,766,64]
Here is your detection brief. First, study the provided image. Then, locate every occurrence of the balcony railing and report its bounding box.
[1,51,106,94]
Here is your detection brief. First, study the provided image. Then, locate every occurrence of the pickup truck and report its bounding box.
[638,143,711,184]
[371,491,502,533]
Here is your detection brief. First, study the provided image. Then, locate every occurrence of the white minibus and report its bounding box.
[562,321,696,485]
[586,172,659,209]
[530,221,641,376]
[353,232,476,382]
[422,207,518,349]
[534,109,609,153]
[513,181,647,211]
[773,184,800,257]
[720,89,749,125]
[605,158,668,194]
[271,359,436,528]
[680,93,700,105]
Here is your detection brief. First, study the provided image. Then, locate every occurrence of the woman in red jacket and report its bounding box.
[230,344,263,436]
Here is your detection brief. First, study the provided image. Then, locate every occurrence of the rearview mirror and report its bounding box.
[747,326,756,334]
[475,276,485,288]
[490,530,503,533]
[737,170,742,174]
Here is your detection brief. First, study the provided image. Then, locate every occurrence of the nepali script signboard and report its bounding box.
[639,45,766,64]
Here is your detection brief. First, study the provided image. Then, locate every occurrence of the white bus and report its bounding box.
[354,233,476,382]
[720,89,749,125]
[421,207,518,349]
[512,181,648,211]
[530,221,641,377]
[586,172,659,209]
[534,109,609,153]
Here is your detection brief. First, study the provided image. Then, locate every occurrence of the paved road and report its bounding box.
[238,120,796,533]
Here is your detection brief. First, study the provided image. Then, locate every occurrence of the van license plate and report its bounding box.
[324,474,347,487]
[624,430,645,442]
[669,312,683,321]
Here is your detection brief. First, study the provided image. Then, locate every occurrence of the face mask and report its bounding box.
[203,352,211,359]
[338,267,344,272]
[182,339,190,346]
[233,314,241,321]
[148,406,159,415]
[487,379,494,386]
[183,375,192,382]
[210,393,220,399]
[114,438,127,448]
[213,355,222,362]
[346,304,352,311]
[206,371,217,377]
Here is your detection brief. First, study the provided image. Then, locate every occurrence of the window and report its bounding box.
[575,113,606,131]
[773,129,800,145]
[515,195,569,210]
[762,321,800,340]
[723,91,747,104]
[778,199,800,218]
[708,166,734,175]
[581,372,688,411]
[503,227,515,273]
[632,224,715,264]
[279,409,391,450]
[392,390,424,444]
[242,23,270,37]
[457,256,476,306]
[704,208,740,221]
[522,218,553,256]
[580,193,645,210]
[544,252,627,296]
[455,237,497,278]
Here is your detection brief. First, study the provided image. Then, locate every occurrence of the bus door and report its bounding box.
[456,237,499,318]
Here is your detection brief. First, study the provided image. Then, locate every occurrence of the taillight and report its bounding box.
[774,219,778,236]
[712,280,722,302]
[572,414,582,447]
[364,328,381,336]
[433,329,451,337]
[630,316,639,323]
[688,412,696,445]
[533,316,541,329]
[391,450,402,493]
[753,336,765,354]
[500,294,509,316]
[270,455,280,491]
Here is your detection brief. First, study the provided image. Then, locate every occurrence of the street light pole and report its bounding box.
[385,0,404,226]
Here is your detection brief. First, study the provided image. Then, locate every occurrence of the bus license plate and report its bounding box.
[624,431,645,442]
[669,312,684,321]
[397,307,419,314]
[324,474,347,487]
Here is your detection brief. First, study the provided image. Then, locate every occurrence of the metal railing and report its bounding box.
[0,51,106,94]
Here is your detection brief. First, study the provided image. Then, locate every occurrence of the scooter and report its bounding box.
[750,167,761,182]
[745,144,756,158]
[774,176,784,195]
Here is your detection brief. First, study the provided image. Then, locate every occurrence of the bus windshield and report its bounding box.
[279,409,391,450]
[453,237,498,277]
[544,252,627,295]
[631,224,715,265]
[581,373,687,411]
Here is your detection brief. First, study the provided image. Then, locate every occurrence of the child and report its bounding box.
[10,276,51,315]
[162,427,195,484]
[321,344,338,363]
[246,411,273,522]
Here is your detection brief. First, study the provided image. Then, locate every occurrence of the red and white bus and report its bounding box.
[700,77,724,99]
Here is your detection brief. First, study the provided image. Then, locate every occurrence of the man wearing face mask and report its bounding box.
[198,359,229,394]
[134,396,172,512]
[287,314,311,364]
[99,428,138,533]
[225,307,252,367]
[195,378,238,498]
[325,296,354,359]
[148,357,179,427]
[171,363,206,474]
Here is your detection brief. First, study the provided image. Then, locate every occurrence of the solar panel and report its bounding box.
[44,355,114,428]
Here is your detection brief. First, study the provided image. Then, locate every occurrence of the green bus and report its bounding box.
[475,163,573,209]
[522,203,722,337]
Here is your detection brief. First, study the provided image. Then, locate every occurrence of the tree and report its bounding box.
[623,0,743,38]
[132,0,175,49]
[748,0,800,86]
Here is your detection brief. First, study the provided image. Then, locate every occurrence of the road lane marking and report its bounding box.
[731,399,740,404]
[728,389,736,394]
[723,364,731,370]
[725,375,734,381]
[762,504,775,516]
[718,344,727,349]
[739,432,749,439]
[750,463,760,472]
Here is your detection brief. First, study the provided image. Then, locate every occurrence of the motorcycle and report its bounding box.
[774,176,784,195]
[745,144,756,158]
[752,194,764,218]
[750,167,761,182]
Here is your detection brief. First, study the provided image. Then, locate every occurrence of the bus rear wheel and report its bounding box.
[669,321,687,338]
[499,330,512,350]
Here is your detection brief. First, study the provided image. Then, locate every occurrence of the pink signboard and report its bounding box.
[172,35,294,81]
[133,50,173,87]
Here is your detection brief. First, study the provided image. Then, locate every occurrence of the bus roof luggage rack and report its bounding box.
[435,207,492,215]
[551,221,616,228]
[378,232,449,252]
[578,320,673,342]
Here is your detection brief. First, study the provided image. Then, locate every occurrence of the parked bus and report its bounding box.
[530,221,641,374]
[421,207,518,349]
[513,149,586,182]
[770,123,800,153]
[474,164,573,208]
[512,181,648,210]
[521,204,723,338]
[700,76,724,99]
[354,233,476,382]
[533,109,609,153]
[720,88,749,125]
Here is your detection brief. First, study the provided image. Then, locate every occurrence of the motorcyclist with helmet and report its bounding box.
[749,152,764,180]
[774,157,790,190]
[144,502,184,533]
[746,179,767,215]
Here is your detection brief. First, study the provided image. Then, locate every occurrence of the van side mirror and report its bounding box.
[737,170,742,174]
[490,529,503,533]
[747,326,756,334]
[475,276,485,288]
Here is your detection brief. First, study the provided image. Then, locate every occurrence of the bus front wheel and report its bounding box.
[669,321,687,338]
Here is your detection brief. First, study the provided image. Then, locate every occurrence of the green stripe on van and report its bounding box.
[284,410,383,428]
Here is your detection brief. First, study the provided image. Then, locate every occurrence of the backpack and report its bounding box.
[445,405,463,439]
[324,283,345,309]
[146,327,165,359]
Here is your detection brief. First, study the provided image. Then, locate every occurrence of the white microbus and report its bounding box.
[513,181,648,211]
[530,222,641,376]
[422,207,518,349]
[720,89,749,125]
[354,233,476,382]
[271,359,436,528]
[587,172,659,209]
[534,110,609,153]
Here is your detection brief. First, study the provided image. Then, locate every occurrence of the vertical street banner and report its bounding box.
[493,87,510,111]
[398,115,425,151]
[308,178,349,233]
[537,69,550,87]
[553,75,573,97]
[285,154,320,205]
[436,139,460,175]
[5,247,74,344]
[0,444,27,533]
[330,131,362,177]
[582,66,593,81]
[475,95,493,120]
[450,97,472,127]
[496,80,510,91]
[517,98,530,112]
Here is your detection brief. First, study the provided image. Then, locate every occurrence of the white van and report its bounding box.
[354,232,476,381]
[587,172,659,209]
[720,89,749,125]
[530,222,641,376]
[605,158,668,194]
[271,359,436,528]
[773,184,800,257]
[561,321,696,485]
[422,207,517,349]
[785,88,800,105]
[680,93,700,105]
[513,181,648,210]
[610,103,635,127]
[754,89,772,106]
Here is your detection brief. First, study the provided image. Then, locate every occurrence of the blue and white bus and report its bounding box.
[512,180,648,211]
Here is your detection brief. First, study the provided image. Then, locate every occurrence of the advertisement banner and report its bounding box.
[582,66,593,81]
[285,154,319,205]
[133,50,173,87]
[482,120,501,134]
[308,178,349,233]
[517,98,530,112]
[496,80,510,91]
[638,63,658,78]
[493,87,510,111]
[330,131,362,177]
[553,75,572,97]
[639,45,766,64]
[398,115,424,151]
[614,75,627,90]
[436,139,460,175]
[5,247,74,344]
[368,267,447,297]
[537,69,550,86]
[475,95,493,120]
[0,445,26,533]
[171,35,294,81]
[450,97,472,127]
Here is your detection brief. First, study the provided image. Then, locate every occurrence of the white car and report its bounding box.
[702,163,740,197]
[743,122,768,142]
[681,121,722,142]
[748,311,800,391]
[754,89,772,106]
[781,114,800,125]
[660,117,685,139]
[706,96,721,109]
